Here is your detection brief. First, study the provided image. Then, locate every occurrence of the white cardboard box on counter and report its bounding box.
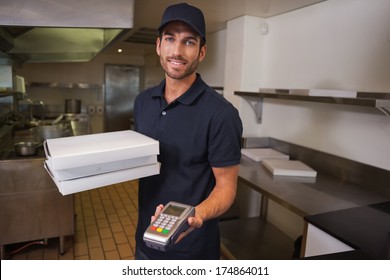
[241,148,289,162]
[262,159,317,177]
[44,130,159,170]
[45,162,160,195]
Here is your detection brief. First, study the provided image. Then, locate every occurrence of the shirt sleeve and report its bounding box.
[208,104,243,167]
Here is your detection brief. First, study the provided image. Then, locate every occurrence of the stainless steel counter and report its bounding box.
[0,156,74,259]
[239,156,389,217]
[239,137,390,217]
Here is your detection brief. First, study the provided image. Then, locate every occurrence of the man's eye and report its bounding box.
[186,40,196,46]
[165,37,174,42]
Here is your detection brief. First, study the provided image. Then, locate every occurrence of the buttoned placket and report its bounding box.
[155,99,179,138]
[160,99,179,117]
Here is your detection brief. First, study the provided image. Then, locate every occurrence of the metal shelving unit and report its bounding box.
[235,91,390,123]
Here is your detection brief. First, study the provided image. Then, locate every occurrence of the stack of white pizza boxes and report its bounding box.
[241,148,317,178]
[44,130,160,195]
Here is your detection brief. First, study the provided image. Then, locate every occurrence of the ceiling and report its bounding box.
[0,0,326,62]
[105,0,326,56]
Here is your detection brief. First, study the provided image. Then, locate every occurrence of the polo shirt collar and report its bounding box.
[151,73,207,105]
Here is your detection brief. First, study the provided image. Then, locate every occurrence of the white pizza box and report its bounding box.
[45,154,157,181]
[45,162,160,195]
[241,148,289,162]
[44,130,159,171]
[262,159,317,177]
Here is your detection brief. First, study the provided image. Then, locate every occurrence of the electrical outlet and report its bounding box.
[88,105,95,116]
[96,105,104,116]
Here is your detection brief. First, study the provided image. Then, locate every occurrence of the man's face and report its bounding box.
[156,21,206,80]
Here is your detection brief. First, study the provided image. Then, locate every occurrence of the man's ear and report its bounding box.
[156,37,161,56]
[199,44,207,62]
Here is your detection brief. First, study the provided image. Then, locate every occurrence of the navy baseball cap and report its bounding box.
[158,3,206,42]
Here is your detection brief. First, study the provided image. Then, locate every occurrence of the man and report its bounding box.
[134,3,243,260]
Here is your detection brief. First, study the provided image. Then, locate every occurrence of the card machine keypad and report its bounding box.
[152,214,178,234]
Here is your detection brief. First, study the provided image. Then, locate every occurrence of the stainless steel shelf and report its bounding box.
[0,91,23,98]
[27,82,102,89]
[235,91,390,123]
[220,217,294,259]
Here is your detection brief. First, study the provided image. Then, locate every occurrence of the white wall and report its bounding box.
[262,0,390,91]
[224,15,265,108]
[238,0,390,171]
[197,29,226,88]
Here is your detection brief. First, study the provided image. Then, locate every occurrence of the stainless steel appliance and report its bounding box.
[64,114,89,136]
[65,99,81,114]
[104,64,142,132]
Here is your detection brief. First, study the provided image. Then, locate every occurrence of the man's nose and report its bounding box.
[171,41,184,56]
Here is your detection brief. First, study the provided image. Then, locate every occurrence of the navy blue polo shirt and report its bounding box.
[134,74,242,259]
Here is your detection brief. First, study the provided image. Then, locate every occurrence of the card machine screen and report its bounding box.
[143,201,195,252]
[163,205,186,216]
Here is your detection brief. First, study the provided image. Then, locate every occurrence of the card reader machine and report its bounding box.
[143,201,195,251]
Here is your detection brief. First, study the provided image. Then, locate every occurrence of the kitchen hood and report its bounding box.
[0,0,134,63]
[1,27,126,63]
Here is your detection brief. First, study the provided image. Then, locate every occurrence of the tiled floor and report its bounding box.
[4,180,139,260]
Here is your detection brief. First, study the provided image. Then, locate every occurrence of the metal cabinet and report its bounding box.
[0,157,74,259]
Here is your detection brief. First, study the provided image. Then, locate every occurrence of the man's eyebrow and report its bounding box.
[162,31,200,42]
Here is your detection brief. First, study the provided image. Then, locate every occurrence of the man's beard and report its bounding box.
[160,55,200,80]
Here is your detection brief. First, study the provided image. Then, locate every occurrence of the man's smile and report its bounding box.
[168,58,187,66]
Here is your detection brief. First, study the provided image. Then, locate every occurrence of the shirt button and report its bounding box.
[162,111,167,115]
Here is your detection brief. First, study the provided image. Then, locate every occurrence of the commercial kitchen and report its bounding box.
[0,0,390,261]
